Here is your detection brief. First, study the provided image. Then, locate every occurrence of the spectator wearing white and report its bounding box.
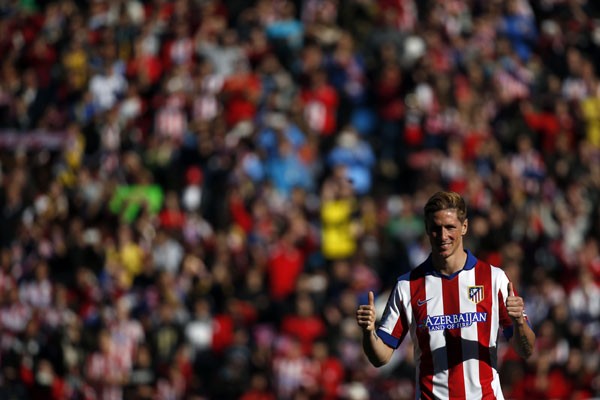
[86,328,130,400]
[152,229,184,275]
[107,297,145,369]
[184,297,214,357]
[568,266,600,325]
[88,62,128,113]
[19,259,52,310]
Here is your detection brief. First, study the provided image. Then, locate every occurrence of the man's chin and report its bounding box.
[434,248,452,258]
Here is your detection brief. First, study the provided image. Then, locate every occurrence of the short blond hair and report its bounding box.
[424,191,467,222]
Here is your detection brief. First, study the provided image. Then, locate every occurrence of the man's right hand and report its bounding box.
[356,290,376,332]
[357,290,395,367]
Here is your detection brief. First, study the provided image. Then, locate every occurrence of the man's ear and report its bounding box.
[462,218,468,235]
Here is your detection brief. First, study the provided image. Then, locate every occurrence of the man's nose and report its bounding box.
[441,228,450,240]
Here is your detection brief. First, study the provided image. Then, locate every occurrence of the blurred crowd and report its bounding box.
[1,0,600,399]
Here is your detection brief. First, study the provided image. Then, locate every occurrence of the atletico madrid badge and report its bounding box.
[468,285,484,304]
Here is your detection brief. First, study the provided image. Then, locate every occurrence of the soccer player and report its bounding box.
[356,191,535,399]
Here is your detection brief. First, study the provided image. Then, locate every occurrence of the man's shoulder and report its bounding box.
[470,255,511,285]
[397,262,429,283]
[472,256,507,273]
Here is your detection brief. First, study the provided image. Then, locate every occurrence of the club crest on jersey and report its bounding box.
[468,285,484,304]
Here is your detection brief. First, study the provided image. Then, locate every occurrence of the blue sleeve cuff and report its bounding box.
[503,319,533,340]
[376,328,401,349]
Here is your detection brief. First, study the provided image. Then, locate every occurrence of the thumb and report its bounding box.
[368,291,375,306]
[508,282,515,297]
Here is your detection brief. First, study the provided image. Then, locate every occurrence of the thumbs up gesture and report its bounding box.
[506,282,525,325]
[356,291,376,332]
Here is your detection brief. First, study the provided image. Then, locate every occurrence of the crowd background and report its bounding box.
[0,0,600,399]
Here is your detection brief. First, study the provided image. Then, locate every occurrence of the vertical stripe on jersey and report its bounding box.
[442,275,466,399]
[497,289,513,332]
[410,269,434,399]
[458,267,482,399]
[426,275,448,400]
[476,261,495,398]
[390,298,409,343]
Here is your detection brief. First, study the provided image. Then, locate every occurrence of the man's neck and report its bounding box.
[432,250,468,276]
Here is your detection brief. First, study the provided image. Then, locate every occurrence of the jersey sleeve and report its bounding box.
[376,280,410,349]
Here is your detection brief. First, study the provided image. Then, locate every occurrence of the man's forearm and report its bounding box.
[510,321,535,359]
[362,329,394,367]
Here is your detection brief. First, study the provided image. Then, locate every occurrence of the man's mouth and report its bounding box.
[438,242,451,250]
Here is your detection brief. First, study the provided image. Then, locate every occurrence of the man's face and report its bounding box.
[426,209,468,259]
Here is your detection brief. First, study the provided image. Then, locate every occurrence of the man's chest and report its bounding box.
[408,275,496,337]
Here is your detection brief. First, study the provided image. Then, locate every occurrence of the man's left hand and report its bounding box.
[506,282,525,325]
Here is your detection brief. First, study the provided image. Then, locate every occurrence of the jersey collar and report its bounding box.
[424,249,477,279]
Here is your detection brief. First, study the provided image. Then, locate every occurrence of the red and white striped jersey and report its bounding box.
[377,250,524,400]
[85,349,130,400]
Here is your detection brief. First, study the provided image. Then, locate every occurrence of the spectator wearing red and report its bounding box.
[300,68,339,138]
[211,307,235,356]
[220,61,261,129]
[266,225,305,302]
[377,0,418,32]
[521,98,576,157]
[159,190,186,231]
[374,60,405,152]
[239,372,276,400]
[228,186,253,234]
[23,36,57,89]
[280,293,326,356]
[309,340,345,400]
[127,35,164,87]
